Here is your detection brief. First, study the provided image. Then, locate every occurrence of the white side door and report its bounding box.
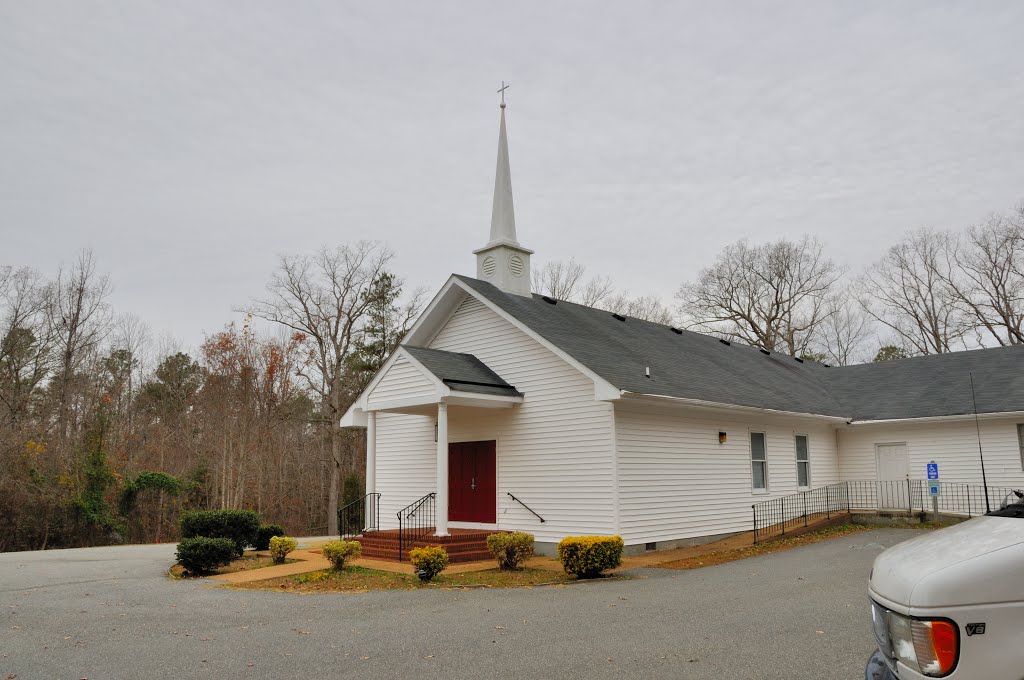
[876,443,909,509]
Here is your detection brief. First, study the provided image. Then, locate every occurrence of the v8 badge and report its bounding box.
[965,623,986,636]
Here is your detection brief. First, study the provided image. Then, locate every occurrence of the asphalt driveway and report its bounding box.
[1,528,919,680]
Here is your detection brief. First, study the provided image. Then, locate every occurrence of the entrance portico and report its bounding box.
[343,345,523,538]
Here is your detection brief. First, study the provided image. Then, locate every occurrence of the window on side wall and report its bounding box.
[1018,424,1024,470]
[795,434,810,489]
[751,432,767,491]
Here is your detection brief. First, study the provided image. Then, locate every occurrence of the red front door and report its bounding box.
[448,440,496,523]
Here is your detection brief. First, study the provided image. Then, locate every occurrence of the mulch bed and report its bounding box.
[652,523,872,570]
[226,566,610,592]
[169,554,298,579]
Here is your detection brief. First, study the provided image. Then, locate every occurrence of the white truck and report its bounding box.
[865,496,1024,679]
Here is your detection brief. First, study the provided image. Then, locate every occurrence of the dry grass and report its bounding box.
[227,565,595,593]
[169,554,298,579]
[654,523,873,570]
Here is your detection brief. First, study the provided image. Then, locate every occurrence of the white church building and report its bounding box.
[341,97,1024,555]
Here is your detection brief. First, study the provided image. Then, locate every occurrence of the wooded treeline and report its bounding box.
[1,244,420,552]
[3,203,1021,552]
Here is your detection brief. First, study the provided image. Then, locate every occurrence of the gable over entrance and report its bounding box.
[344,345,523,426]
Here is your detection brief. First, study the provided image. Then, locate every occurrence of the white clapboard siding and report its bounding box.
[366,356,436,409]
[837,417,1024,486]
[375,412,437,527]
[614,401,840,545]
[370,295,614,543]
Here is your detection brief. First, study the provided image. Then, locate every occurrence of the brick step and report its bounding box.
[354,539,493,550]
[412,544,490,555]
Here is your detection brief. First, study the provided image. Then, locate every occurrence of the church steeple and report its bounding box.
[474,82,533,296]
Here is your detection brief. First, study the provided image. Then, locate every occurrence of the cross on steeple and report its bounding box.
[497,81,509,108]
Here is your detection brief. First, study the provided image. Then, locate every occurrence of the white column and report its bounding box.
[365,411,376,529]
[435,402,449,536]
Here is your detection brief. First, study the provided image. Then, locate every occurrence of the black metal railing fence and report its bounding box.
[753,479,1023,543]
[752,482,849,543]
[397,492,436,560]
[338,492,381,540]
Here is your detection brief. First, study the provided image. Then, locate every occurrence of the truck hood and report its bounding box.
[870,516,1024,608]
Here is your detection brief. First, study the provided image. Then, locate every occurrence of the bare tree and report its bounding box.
[677,236,842,355]
[812,292,875,365]
[860,229,969,355]
[945,207,1024,346]
[48,250,113,446]
[601,292,675,325]
[532,259,672,321]
[532,259,586,301]
[532,259,614,307]
[241,242,403,535]
[0,267,52,424]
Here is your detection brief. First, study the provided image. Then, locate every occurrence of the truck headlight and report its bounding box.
[870,600,959,677]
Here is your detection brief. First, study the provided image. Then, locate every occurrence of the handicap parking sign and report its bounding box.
[927,462,939,480]
[929,482,941,496]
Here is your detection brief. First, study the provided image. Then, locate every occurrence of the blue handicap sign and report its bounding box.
[927,462,939,480]
[929,482,941,496]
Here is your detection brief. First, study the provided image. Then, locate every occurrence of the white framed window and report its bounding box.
[795,434,810,489]
[750,432,767,491]
[1018,424,1024,470]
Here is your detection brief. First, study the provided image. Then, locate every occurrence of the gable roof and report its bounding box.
[454,275,1024,421]
[403,345,522,398]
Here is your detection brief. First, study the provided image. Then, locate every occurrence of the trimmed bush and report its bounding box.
[175,536,236,575]
[322,540,362,570]
[486,531,535,570]
[557,535,624,578]
[409,546,449,582]
[269,536,298,564]
[254,524,286,551]
[179,509,260,556]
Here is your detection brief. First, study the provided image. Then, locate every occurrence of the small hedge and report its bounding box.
[409,546,449,582]
[557,535,624,578]
[322,540,362,570]
[175,536,236,575]
[486,531,535,570]
[179,509,261,556]
[254,524,286,551]
[269,536,298,564]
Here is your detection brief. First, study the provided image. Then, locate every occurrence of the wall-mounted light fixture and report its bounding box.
[718,431,727,445]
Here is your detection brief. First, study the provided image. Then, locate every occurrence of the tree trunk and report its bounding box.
[327,429,341,536]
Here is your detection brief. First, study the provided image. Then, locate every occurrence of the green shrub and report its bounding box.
[254,524,286,551]
[175,536,236,575]
[269,536,298,564]
[486,531,535,570]
[557,535,624,578]
[322,540,362,570]
[179,509,260,556]
[409,545,449,581]
[296,570,330,584]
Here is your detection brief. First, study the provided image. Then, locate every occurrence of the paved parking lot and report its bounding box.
[0,528,919,680]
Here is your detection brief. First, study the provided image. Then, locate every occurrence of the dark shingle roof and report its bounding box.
[820,347,1024,420]
[403,345,522,398]
[454,275,1024,421]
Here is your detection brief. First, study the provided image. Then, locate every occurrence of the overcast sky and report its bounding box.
[3,2,1023,351]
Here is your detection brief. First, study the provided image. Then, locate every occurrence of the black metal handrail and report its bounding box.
[338,493,381,539]
[507,492,545,523]
[397,492,436,561]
